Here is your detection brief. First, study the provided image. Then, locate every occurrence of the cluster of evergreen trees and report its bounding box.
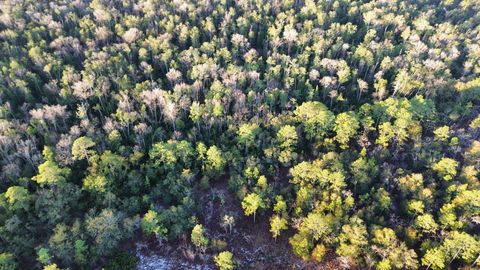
[0,0,479,269]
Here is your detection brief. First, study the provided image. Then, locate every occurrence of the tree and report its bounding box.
[35,183,80,227]
[273,196,287,215]
[123,28,141,44]
[283,27,298,53]
[371,228,419,269]
[256,175,268,190]
[294,101,334,140]
[32,147,70,186]
[37,247,52,265]
[74,240,88,266]
[466,141,480,165]
[434,126,450,142]
[162,99,178,130]
[414,214,438,234]
[191,224,209,253]
[336,217,368,264]
[350,150,379,194]
[470,116,480,129]
[374,188,392,212]
[215,251,235,270]
[85,209,123,256]
[432,158,459,181]
[277,125,298,149]
[149,140,195,171]
[4,186,30,211]
[81,151,128,196]
[276,125,298,165]
[48,222,76,265]
[376,122,396,147]
[189,101,204,128]
[298,212,333,241]
[398,173,424,195]
[141,210,167,238]
[421,248,446,270]
[311,244,327,262]
[105,252,138,270]
[71,136,96,161]
[237,123,259,151]
[376,259,392,270]
[44,264,62,270]
[1,0,479,269]
[0,253,17,270]
[334,111,360,149]
[270,215,288,240]
[289,233,311,260]
[220,214,235,234]
[422,231,480,269]
[204,145,226,177]
[441,231,480,265]
[242,193,263,222]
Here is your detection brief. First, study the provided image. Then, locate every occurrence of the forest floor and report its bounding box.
[131,175,346,270]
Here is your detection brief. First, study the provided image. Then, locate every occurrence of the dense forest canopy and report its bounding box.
[0,0,480,269]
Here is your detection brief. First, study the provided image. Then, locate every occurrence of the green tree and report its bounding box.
[215,251,235,270]
[85,209,123,256]
[311,244,327,262]
[205,145,226,177]
[105,252,138,270]
[469,116,480,130]
[289,233,311,260]
[0,253,17,270]
[294,101,334,140]
[376,122,396,147]
[74,240,88,266]
[149,140,195,170]
[141,210,167,237]
[270,215,288,240]
[48,223,76,265]
[422,231,480,269]
[421,247,446,270]
[398,173,424,195]
[237,123,259,150]
[242,193,264,222]
[334,111,360,149]
[191,224,209,253]
[44,264,62,270]
[273,196,287,215]
[441,231,480,265]
[336,217,368,264]
[256,175,268,190]
[276,125,298,165]
[374,188,392,212]
[414,214,438,234]
[434,126,450,142]
[37,247,52,265]
[4,186,30,211]
[432,158,459,181]
[298,212,333,241]
[371,228,418,269]
[190,101,204,127]
[32,147,71,186]
[35,182,80,226]
[277,125,298,149]
[71,136,96,161]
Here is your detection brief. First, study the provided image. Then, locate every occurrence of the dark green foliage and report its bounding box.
[105,252,138,270]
